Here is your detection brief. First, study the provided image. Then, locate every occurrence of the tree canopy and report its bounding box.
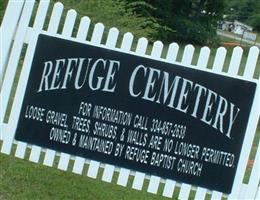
[126,0,226,45]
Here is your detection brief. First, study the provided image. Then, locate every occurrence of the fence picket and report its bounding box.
[212,47,227,72]
[161,41,180,198]
[0,0,35,143]
[244,140,260,199]
[147,175,160,194]
[76,16,91,41]
[27,0,50,164]
[72,157,85,174]
[181,44,195,66]
[197,47,210,68]
[162,179,176,198]
[166,43,179,63]
[84,22,105,178]
[132,171,145,190]
[0,0,25,89]
[57,8,78,172]
[131,37,148,191]
[228,47,260,200]
[178,44,195,199]
[228,47,243,75]
[71,16,92,175]
[116,32,134,187]
[101,27,119,183]
[43,2,64,167]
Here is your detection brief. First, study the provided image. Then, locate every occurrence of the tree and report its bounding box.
[126,0,225,45]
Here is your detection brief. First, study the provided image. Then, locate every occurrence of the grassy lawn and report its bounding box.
[1,0,260,200]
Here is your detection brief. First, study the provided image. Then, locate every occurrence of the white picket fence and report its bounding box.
[0,1,259,199]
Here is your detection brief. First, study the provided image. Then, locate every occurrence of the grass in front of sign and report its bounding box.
[0,144,176,200]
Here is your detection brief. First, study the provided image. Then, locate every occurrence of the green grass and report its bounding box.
[0,146,174,200]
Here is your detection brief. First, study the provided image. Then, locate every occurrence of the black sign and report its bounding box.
[15,34,256,193]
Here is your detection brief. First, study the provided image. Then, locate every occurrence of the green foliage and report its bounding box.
[58,0,159,41]
[125,0,225,45]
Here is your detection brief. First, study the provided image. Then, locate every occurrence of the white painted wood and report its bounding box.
[72,16,91,175]
[120,32,134,52]
[29,145,41,163]
[47,2,64,34]
[0,0,25,89]
[212,47,227,72]
[193,46,211,200]
[14,141,27,159]
[57,153,70,171]
[61,9,77,37]
[0,0,35,143]
[135,37,148,55]
[101,27,120,183]
[102,164,114,182]
[26,0,50,164]
[132,171,145,190]
[90,23,104,45]
[162,179,176,198]
[115,32,134,187]
[43,149,56,167]
[211,191,222,200]
[228,47,259,200]
[244,140,260,199]
[72,157,85,174]
[244,46,259,78]
[42,2,64,167]
[106,27,119,49]
[76,17,91,41]
[117,168,130,186]
[256,186,260,200]
[228,47,243,75]
[147,175,160,194]
[181,44,195,66]
[178,183,192,200]
[197,46,210,68]
[130,37,149,191]
[151,41,163,58]
[81,22,104,179]
[177,44,195,200]
[166,43,179,63]
[194,187,207,200]
[87,160,100,178]
[57,8,77,173]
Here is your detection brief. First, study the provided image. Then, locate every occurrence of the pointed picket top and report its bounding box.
[151,40,163,58]
[47,2,64,34]
[62,9,77,37]
[135,37,148,55]
[32,0,50,30]
[228,46,243,75]
[166,42,179,63]
[197,46,210,69]
[120,32,134,52]
[76,16,91,41]
[181,44,195,66]
[244,46,259,78]
[91,22,105,45]
[212,46,227,73]
[106,27,119,49]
